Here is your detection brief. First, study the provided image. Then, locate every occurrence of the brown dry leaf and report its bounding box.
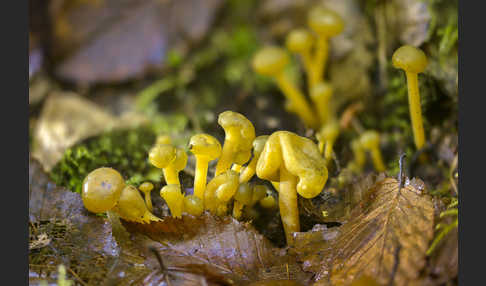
[123,214,313,285]
[29,157,150,285]
[298,177,434,286]
[49,0,223,85]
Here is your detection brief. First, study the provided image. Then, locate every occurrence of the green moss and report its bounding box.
[50,127,158,194]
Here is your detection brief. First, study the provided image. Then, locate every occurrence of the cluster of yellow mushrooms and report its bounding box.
[81,7,429,246]
[252,7,428,172]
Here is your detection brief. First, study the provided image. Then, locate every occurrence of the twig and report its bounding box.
[398,153,407,188]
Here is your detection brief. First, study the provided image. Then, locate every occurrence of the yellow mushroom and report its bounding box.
[164,148,188,186]
[204,170,239,213]
[82,167,125,213]
[256,131,328,244]
[310,82,333,125]
[252,46,319,128]
[114,185,161,223]
[350,139,366,172]
[259,193,277,209]
[316,121,340,162]
[183,195,204,216]
[189,133,222,201]
[214,111,255,176]
[155,134,172,145]
[360,130,386,172]
[239,135,269,183]
[285,29,315,87]
[232,182,253,219]
[138,182,154,212]
[308,7,344,84]
[392,45,428,150]
[148,143,177,182]
[251,185,268,206]
[160,184,185,218]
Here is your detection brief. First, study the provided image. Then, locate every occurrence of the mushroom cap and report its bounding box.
[139,182,154,193]
[234,182,253,205]
[252,46,289,76]
[218,111,256,164]
[205,170,239,211]
[253,135,269,157]
[256,131,328,199]
[115,185,148,222]
[148,144,177,169]
[308,7,344,37]
[82,167,125,213]
[360,130,380,150]
[171,148,188,172]
[189,133,222,161]
[286,29,314,53]
[310,82,333,101]
[392,45,428,74]
[156,135,172,145]
[183,195,204,216]
[317,121,339,141]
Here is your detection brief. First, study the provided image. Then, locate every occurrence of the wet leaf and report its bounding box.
[29,158,149,285]
[299,177,434,286]
[123,213,313,285]
[50,0,223,85]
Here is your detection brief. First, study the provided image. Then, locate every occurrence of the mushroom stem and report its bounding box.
[324,140,335,161]
[215,140,237,175]
[405,71,426,149]
[275,73,319,128]
[163,166,180,186]
[239,158,257,183]
[279,166,299,244]
[193,157,210,200]
[313,37,328,84]
[370,148,386,172]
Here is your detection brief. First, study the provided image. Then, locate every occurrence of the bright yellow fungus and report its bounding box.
[139,182,154,211]
[163,148,187,186]
[155,134,172,145]
[392,45,428,150]
[259,194,277,209]
[350,139,366,172]
[189,133,222,202]
[114,185,161,223]
[360,130,386,172]
[160,184,185,218]
[316,121,340,164]
[286,29,315,87]
[82,167,125,213]
[239,135,269,183]
[251,185,268,206]
[183,195,204,216]
[310,82,333,125]
[232,182,253,219]
[148,143,178,184]
[214,111,255,176]
[252,46,319,128]
[256,131,328,244]
[307,7,344,84]
[204,170,239,213]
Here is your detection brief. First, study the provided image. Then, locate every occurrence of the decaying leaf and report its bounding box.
[29,158,150,285]
[50,0,223,84]
[299,177,434,286]
[123,213,313,285]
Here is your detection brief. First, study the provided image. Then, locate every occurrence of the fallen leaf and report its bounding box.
[123,213,313,285]
[298,177,434,286]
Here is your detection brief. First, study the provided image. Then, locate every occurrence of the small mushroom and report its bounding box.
[251,185,268,206]
[252,47,319,128]
[214,111,256,176]
[183,195,204,216]
[160,184,185,218]
[204,170,239,214]
[316,121,340,163]
[307,7,344,84]
[138,182,154,212]
[239,135,269,183]
[114,185,161,223]
[189,133,222,201]
[82,167,125,213]
[360,130,386,172]
[350,139,366,172]
[155,134,172,145]
[148,143,177,182]
[392,45,428,150]
[256,131,328,244]
[259,193,277,209]
[286,29,315,87]
[164,148,188,186]
[232,182,253,219]
[310,82,333,125]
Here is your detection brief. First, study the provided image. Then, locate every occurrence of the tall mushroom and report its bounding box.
[392,45,428,150]
[310,82,333,125]
[189,133,222,202]
[286,29,315,87]
[148,143,177,183]
[214,111,255,176]
[307,7,344,84]
[360,130,386,172]
[252,47,319,128]
[256,131,328,244]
